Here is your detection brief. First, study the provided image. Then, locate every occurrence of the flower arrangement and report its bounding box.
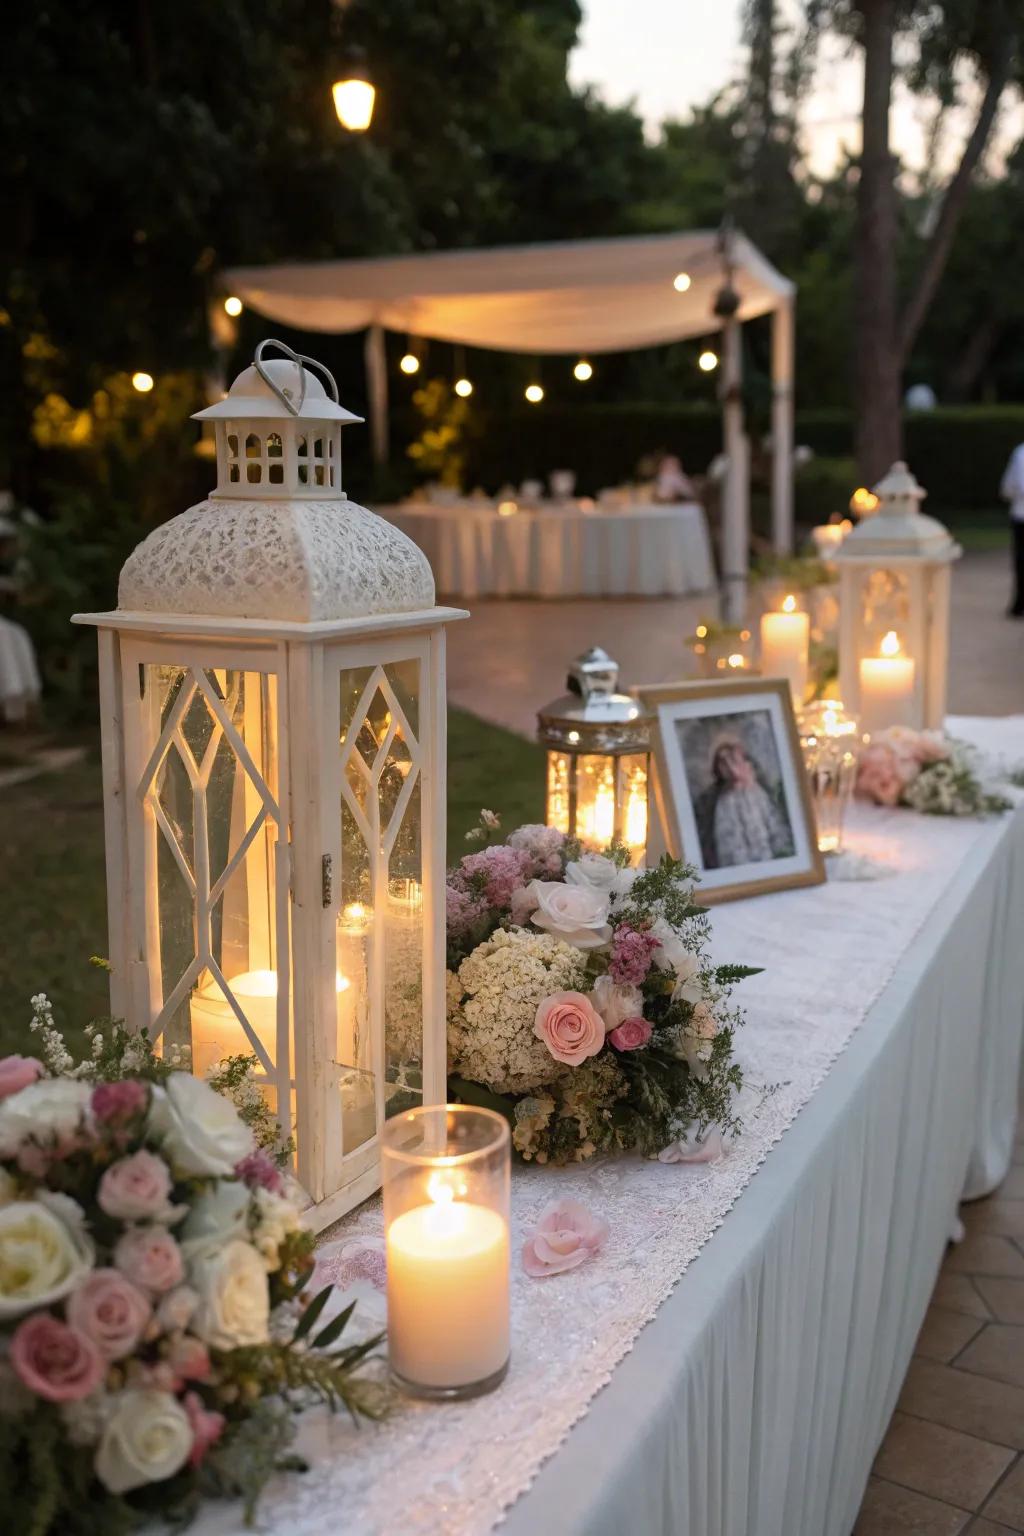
[856,727,1012,817]
[446,818,758,1165]
[0,999,386,1534]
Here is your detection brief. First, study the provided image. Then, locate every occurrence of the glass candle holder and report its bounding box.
[382,1105,511,1400]
[798,700,861,855]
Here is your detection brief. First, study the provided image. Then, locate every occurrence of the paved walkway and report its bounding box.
[446,550,1023,737]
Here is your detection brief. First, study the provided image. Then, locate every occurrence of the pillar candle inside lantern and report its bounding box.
[859,630,916,734]
[760,594,810,705]
[190,968,349,1077]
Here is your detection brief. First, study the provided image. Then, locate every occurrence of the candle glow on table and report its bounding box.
[760,594,810,704]
[859,629,916,734]
[387,1174,510,1392]
[383,1105,511,1399]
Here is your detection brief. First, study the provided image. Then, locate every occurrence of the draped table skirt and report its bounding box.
[378,501,716,598]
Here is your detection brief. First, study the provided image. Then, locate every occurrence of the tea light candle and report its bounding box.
[383,1105,511,1399]
[859,630,916,733]
[760,594,810,704]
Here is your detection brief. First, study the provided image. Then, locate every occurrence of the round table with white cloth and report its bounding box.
[378,501,716,599]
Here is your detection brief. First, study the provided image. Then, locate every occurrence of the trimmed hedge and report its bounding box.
[459,403,1024,511]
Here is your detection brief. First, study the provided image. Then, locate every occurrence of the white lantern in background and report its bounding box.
[538,648,652,865]
[835,461,961,731]
[75,339,465,1229]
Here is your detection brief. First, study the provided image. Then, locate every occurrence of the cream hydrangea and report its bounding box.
[449,928,588,1093]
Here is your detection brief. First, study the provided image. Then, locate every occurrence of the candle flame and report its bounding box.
[427,1172,455,1206]
[880,630,901,658]
[782,594,797,613]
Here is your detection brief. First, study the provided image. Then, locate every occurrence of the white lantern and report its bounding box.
[835,461,961,731]
[74,340,465,1229]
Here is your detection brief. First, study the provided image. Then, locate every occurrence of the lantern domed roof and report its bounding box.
[117,341,435,624]
[836,461,960,562]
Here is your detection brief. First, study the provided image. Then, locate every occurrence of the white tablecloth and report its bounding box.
[188,718,1024,1536]
[379,501,715,598]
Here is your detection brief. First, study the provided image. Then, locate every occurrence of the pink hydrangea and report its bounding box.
[459,844,533,908]
[507,824,566,877]
[446,883,486,937]
[235,1148,284,1194]
[609,924,661,986]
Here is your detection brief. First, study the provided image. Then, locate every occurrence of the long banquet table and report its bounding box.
[192,716,1024,1536]
[379,499,716,598]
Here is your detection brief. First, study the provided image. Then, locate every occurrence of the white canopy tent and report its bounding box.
[222,229,797,615]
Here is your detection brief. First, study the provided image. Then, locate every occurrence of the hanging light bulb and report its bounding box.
[223,296,243,318]
[332,48,375,132]
[573,360,593,382]
[454,377,473,398]
[525,383,544,404]
[673,272,692,293]
[131,371,154,393]
[698,350,719,373]
[399,353,420,376]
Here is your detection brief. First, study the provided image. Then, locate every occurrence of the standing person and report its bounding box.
[999,443,1024,618]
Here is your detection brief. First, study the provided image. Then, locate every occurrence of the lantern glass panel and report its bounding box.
[575,754,617,848]
[617,753,650,862]
[860,568,909,651]
[139,664,287,1092]
[546,751,571,835]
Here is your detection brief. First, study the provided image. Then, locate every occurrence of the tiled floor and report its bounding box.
[854,1139,1024,1534]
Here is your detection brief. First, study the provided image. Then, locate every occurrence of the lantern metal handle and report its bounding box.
[253,338,341,417]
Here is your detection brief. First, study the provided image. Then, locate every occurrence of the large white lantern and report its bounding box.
[835,461,961,732]
[74,340,465,1229]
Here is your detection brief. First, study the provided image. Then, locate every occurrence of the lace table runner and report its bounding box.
[198,717,1024,1536]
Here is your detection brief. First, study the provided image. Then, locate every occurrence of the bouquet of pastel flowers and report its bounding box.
[856,727,1011,818]
[0,999,385,1534]
[446,819,757,1165]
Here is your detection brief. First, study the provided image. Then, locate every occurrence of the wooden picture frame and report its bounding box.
[633,677,826,904]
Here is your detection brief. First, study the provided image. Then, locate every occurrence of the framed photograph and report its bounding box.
[634,678,825,903]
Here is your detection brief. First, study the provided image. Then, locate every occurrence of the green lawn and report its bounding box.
[0,708,544,1055]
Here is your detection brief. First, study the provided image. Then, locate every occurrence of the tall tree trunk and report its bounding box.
[854,0,902,483]
[944,312,999,401]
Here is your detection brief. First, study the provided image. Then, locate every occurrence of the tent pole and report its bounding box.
[771,296,795,555]
[720,318,749,625]
[363,323,389,467]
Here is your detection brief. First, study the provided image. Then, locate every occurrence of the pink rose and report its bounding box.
[67,1268,152,1359]
[522,1198,609,1277]
[91,1079,148,1125]
[856,744,904,807]
[690,1001,718,1041]
[169,1335,211,1385]
[10,1313,104,1402]
[0,1056,43,1100]
[608,1016,652,1052]
[98,1150,175,1222]
[510,884,540,927]
[183,1390,225,1466]
[115,1226,184,1295]
[534,991,606,1067]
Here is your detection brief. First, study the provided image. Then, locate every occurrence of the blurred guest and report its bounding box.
[999,444,1024,618]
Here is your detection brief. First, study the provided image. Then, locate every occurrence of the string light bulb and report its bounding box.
[223,296,243,318]
[332,50,375,133]
[399,353,420,375]
[573,360,593,382]
[131,371,154,393]
[454,377,473,398]
[673,272,692,293]
[698,350,719,373]
[525,383,544,404]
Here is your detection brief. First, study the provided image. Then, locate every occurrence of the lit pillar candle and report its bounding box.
[190,968,348,1076]
[811,519,852,559]
[859,630,916,734]
[383,1105,511,1399]
[760,594,810,705]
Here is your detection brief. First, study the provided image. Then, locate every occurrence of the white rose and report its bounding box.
[530,880,612,950]
[95,1389,192,1494]
[648,917,701,986]
[591,975,644,1031]
[0,1078,92,1155]
[0,1200,94,1319]
[148,1073,254,1178]
[566,853,637,902]
[189,1239,270,1349]
[180,1179,251,1256]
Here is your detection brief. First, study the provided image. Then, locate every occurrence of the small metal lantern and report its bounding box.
[74,339,466,1230]
[835,462,961,729]
[797,700,861,855]
[537,647,652,863]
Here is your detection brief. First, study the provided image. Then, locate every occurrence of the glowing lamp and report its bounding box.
[537,647,652,865]
[224,296,243,318]
[454,378,473,398]
[673,272,692,292]
[132,372,154,393]
[332,60,375,133]
[74,339,466,1229]
[525,384,544,404]
[573,360,593,382]
[698,350,718,373]
[400,354,420,376]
